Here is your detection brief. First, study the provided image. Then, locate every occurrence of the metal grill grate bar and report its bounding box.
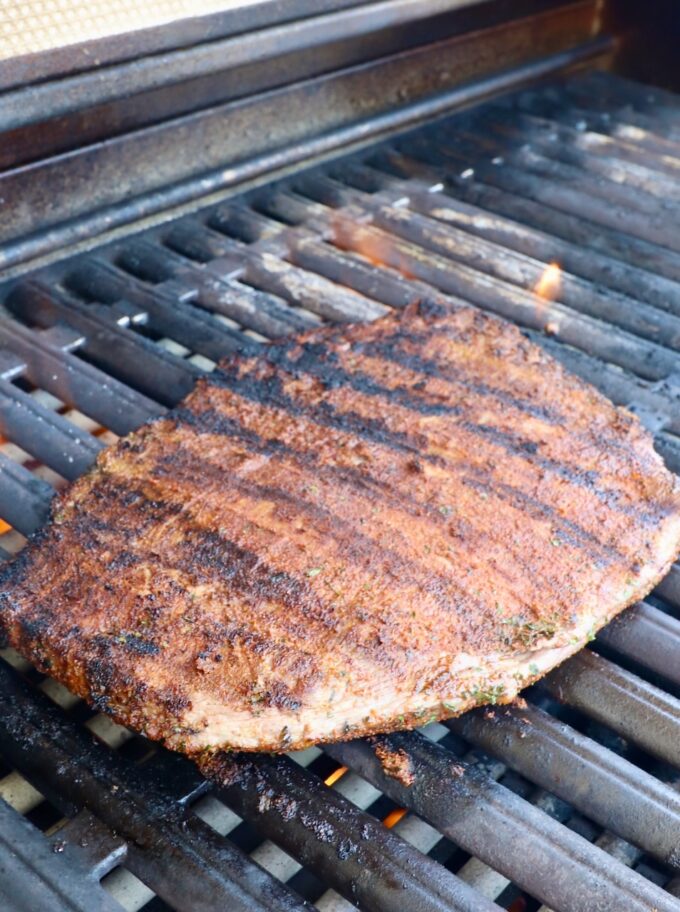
[326,732,680,912]
[597,602,680,686]
[66,256,259,360]
[0,797,125,912]
[0,657,309,912]
[292,174,680,378]
[0,316,161,435]
[0,452,52,535]
[542,651,680,770]
[370,146,680,281]
[449,700,680,868]
[390,171,679,309]
[211,753,502,912]
[414,128,680,252]
[6,282,201,407]
[314,171,680,345]
[0,378,103,480]
[564,72,680,130]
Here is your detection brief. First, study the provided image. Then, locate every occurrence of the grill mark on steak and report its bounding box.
[371,328,664,474]
[174,416,564,591]
[360,334,562,424]
[206,338,656,537]
[456,421,663,525]
[136,419,623,639]
[137,449,505,649]
[263,340,464,416]
[146,443,525,627]
[263,341,627,501]
[96,436,582,660]
[185,379,627,564]
[336,336,665,519]
[210,362,432,459]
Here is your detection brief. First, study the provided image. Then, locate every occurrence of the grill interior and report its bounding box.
[1,69,680,912]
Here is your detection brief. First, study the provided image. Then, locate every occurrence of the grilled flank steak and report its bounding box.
[2,302,680,753]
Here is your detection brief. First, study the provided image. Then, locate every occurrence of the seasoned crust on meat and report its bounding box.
[2,302,680,753]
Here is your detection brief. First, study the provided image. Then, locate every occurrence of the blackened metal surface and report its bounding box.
[0,315,162,434]
[0,797,125,912]
[542,650,680,769]
[325,734,680,912]
[0,658,310,912]
[0,377,103,480]
[450,701,680,867]
[6,281,202,407]
[0,1,577,169]
[0,452,52,535]
[0,4,610,269]
[597,602,680,686]
[212,752,501,912]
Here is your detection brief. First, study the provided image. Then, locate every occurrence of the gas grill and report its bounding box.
[0,2,679,910]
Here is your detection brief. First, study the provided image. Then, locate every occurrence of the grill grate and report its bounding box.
[1,69,680,912]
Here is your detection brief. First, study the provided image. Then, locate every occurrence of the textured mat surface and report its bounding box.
[0,0,262,60]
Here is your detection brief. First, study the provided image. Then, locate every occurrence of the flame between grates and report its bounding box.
[1,70,680,912]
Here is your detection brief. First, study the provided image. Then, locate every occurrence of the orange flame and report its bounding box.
[324,765,348,787]
[383,807,408,829]
[534,261,561,302]
[331,214,413,279]
[0,436,10,533]
[533,261,561,333]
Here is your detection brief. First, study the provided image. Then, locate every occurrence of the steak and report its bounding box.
[1,302,679,754]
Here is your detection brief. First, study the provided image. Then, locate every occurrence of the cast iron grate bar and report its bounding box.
[0,655,311,912]
[368,147,680,282]
[0,797,124,912]
[0,70,680,912]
